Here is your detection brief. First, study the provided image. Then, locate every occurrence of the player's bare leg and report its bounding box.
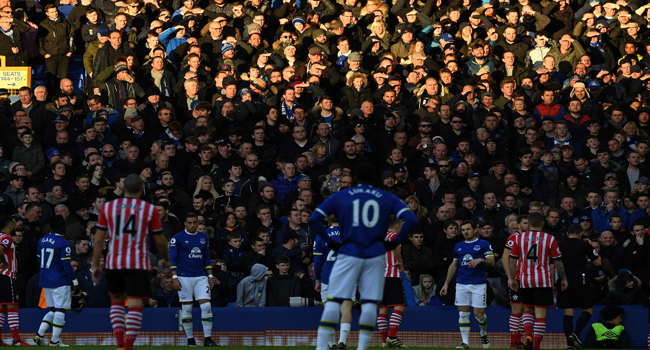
[474,307,489,349]
[337,301,352,350]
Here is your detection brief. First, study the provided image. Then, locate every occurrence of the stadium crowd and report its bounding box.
[0,0,648,311]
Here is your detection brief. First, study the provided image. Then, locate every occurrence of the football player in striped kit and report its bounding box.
[377,217,407,348]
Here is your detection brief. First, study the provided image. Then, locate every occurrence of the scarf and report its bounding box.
[165,129,182,148]
[282,100,294,120]
[151,70,163,90]
[0,27,13,40]
[336,51,349,70]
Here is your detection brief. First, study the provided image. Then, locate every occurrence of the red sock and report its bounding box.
[110,302,126,347]
[533,318,546,349]
[124,307,143,350]
[509,313,522,344]
[377,313,388,342]
[647,332,650,349]
[522,310,534,337]
[7,308,19,342]
[388,310,403,338]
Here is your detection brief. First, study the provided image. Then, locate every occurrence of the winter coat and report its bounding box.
[269,174,300,202]
[12,143,44,176]
[37,16,73,56]
[0,19,31,66]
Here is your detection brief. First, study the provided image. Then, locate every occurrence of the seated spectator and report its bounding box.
[604,270,644,305]
[413,274,435,306]
[584,305,631,349]
[236,263,270,307]
[266,255,301,307]
[154,275,181,308]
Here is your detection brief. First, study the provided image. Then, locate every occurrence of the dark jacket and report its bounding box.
[401,243,435,286]
[154,289,181,307]
[77,268,111,308]
[38,15,73,56]
[0,19,31,66]
[265,273,301,307]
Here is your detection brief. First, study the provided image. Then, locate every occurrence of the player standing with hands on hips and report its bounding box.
[508,212,568,350]
[309,163,418,350]
[34,215,79,347]
[441,221,495,350]
[169,213,219,347]
[92,175,170,350]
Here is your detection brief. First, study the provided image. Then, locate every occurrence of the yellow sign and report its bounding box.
[0,56,30,92]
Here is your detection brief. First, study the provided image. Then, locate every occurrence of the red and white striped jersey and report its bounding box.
[97,198,163,270]
[384,231,401,278]
[509,231,562,288]
[0,233,16,278]
[504,232,522,279]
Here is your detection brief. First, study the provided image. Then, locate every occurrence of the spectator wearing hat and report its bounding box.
[379,170,407,199]
[603,269,644,305]
[101,63,145,116]
[563,96,592,142]
[138,87,176,125]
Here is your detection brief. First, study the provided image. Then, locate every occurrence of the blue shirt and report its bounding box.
[169,230,212,277]
[453,238,494,285]
[38,233,76,288]
[313,226,341,284]
[310,184,418,259]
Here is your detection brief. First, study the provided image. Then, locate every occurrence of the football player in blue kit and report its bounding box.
[313,216,353,350]
[169,213,219,347]
[34,215,79,347]
[309,164,418,350]
[441,221,495,350]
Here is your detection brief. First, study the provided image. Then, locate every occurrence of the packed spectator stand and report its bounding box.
[0,0,647,314]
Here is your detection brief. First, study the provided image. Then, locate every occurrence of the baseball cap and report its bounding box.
[588,80,601,90]
[636,176,649,185]
[605,173,617,180]
[53,115,68,123]
[468,172,480,178]
[348,52,362,62]
[216,139,230,147]
[441,33,453,41]
[308,46,322,55]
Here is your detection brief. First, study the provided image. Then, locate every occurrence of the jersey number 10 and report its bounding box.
[352,199,380,228]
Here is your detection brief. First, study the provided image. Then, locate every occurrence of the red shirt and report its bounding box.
[97,198,163,270]
[384,231,401,278]
[0,233,16,279]
[508,231,562,288]
[505,232,522,280]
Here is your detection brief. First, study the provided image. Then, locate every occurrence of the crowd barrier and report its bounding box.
[2,306,647,348]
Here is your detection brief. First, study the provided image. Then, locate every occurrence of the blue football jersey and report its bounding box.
[313,226,341,284]
[38,233,76,288]
[169,230,212,277]
[453,238,494,285]
[312,184,417,258]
